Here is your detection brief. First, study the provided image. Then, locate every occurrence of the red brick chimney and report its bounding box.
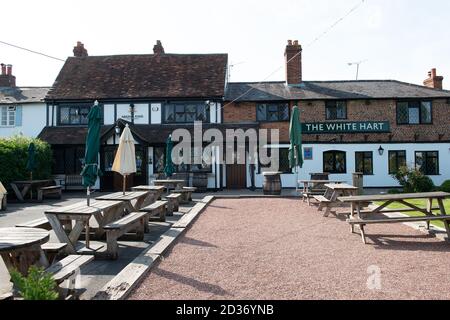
[153,40,165,54]
[73,41,88,57]
[423,68,443,90]
[0,63,16,87]
[285,40,302,85]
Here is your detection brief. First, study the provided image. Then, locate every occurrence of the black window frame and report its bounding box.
[153,145,213,174]
[396,100,433,125]
[52,146,86,175]
[258,147,292,174]
[415,151,439,176]
[57,104,94,126]
[323,150,347,174]
[325,100,347,120]
[388,150,407,174]
[163,102,210,124]
[256,103,290,122]
[355,151,374,175]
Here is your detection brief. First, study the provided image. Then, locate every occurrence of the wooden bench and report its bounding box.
[103,212,147,260]
[302,191,326,206]
[347,215,450,244]
[37,185,62,202]
[41,243,68,264]
[165,193,182,216]
[45,254,94,299]
[313,195,331,211]
[171,187,197,204]
[140,200,168,223]
[16,217,52,230]
[0,193,6,211]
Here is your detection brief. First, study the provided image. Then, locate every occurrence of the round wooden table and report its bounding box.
[0,227,50,275]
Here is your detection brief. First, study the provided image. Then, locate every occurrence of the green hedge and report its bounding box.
[0,136,52,191]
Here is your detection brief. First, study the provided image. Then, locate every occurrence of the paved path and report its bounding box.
[130,198,450,300]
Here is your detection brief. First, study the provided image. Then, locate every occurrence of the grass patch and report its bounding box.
[375,199,450,229]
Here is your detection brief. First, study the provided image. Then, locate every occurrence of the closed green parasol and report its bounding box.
[289,106,303,190]
[81,101,102,206]
[164,135,175,178]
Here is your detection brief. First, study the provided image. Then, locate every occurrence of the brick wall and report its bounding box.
[223,99,450,143]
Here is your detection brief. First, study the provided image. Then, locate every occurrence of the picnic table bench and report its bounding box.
[37,185,62,202]
[45,200,126,254]
[132,185,165,202]
[0,227,92,299]
[10,180,55,202]
[140,200,168,223]
[299,180,345,205]
[339,192,450,244]
[171,187,197,204]
[313,183,359,217]
[165,193,182,216]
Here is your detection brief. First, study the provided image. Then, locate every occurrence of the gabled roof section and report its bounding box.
[225,80,450,101]
[46,53,228,100]
[0,87,50,104]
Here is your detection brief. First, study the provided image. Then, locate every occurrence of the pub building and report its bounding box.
[38,40,450,191]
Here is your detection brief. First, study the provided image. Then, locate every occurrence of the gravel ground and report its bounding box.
[129,198,450,300]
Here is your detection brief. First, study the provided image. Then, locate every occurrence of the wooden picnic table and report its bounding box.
[153,179,185,193]
[132,185,165,201]
[95,191,152,211]
[314,183,358,217]
[298,180,345,205]
[0,227,50,276]
[338,192,450,244]
[45,200,125,254]
[10,180,54,202]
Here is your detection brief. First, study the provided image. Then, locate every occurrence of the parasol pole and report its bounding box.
[30,171,33,199]
[87,186,90,206]
[123,175,126,195]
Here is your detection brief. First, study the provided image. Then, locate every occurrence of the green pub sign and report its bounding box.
[302,121,390,134]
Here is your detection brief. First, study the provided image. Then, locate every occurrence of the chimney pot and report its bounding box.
[285,40,302,85]
[0,63,16,87]
[423,68,444,90]
[6,64,12,75]
[1,64,5,75]
[73,41,88,57]
[153,40,165,54]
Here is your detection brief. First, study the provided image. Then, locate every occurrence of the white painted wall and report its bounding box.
[150,103,162,124]
[117,103,149,124]
[253,143,450,189]
[103,104,115,125]
[0,103,47,138]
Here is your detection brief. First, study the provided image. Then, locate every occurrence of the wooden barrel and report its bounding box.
[192,172,208,192]
[263,172,282,195]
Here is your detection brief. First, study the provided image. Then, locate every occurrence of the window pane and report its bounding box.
[336,101,346,119]
[323,152,335,172]
[196,105,207,121]
[326,102,337,120]
[355,153,364,173]
[165,104,175,122]
[363,154,373,175]
[415,152,424,173]
[408,106,420,124]
[421,102,432,124]
[257,105,266,121]
[8,109,15,126]
[335,152,346,173]
[1,107,6,126]
[279,104,289,120]
[60,107,70,124]
[154,147,165,173]
[397,102,408,124]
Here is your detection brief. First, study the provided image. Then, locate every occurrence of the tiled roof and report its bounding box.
[225,80,450,101]
[37,122,259,145]
[46,53,228,100]
[0,87,50,104]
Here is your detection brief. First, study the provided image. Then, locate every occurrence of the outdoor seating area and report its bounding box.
[0,182,200,299]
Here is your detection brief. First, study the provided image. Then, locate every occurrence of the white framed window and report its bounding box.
[1,106,16,126]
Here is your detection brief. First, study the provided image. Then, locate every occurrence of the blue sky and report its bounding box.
[2,0,449,88]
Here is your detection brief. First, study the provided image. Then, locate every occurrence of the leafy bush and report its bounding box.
[0,136,52,191]
[387,188,402,194]
[391,166,435,193]
[10,266,59,300]
[441,180,450,193]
